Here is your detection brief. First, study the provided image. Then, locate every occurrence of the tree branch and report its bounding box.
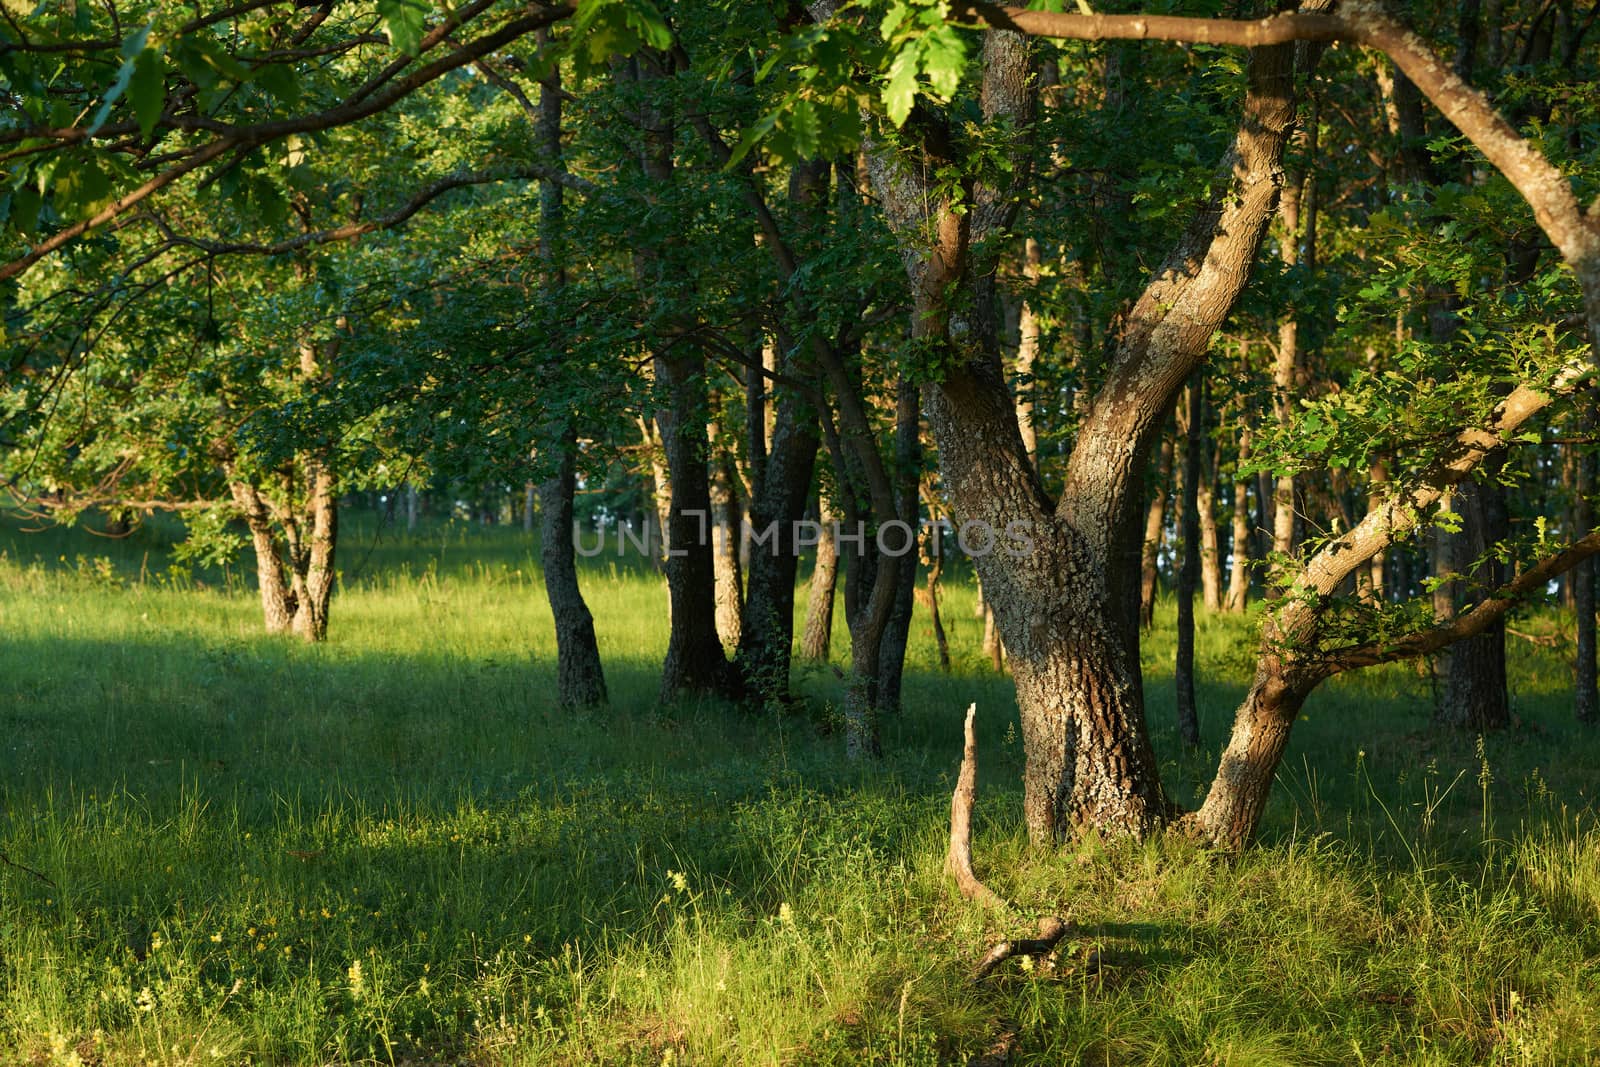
[1321,528,1600,671]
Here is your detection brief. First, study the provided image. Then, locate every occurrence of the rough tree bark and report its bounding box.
[223,444,336,644]
[725,159,829,705]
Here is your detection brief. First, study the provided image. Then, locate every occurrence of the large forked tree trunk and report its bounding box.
[946,0,1600,848]
[540,435,608,707]
[867,25,1298,841]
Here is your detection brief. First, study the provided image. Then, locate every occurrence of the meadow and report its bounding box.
[3,512,1600,1065]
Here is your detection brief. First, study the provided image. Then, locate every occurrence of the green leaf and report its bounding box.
[52,154,114,220]
[883,44,921,127]
[129,47,165,140]
[254,62,302,108]
[87,23,153,136]
[725,108,781,169]
[786,98,822,161]
[11,185,41,235]
[377,0,429,57]
[919,25,966,99]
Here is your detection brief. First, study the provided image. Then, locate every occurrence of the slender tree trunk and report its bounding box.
[876,379,921,715]
[1225,424,1253,613]
[227,475,294,634]
[982,606,1004,672]
[1366,460,1389,601]
[289,459,337,643]
[799,493,838,662]
[531,39,604,707]
[920,517,952,672]
[1430,489,1458,686]
[1139,428,1174,628]
[1568,428,1593,726]
[733,162,828,704]
[638,415,672,572]
[735,367,819,701]
[540,434,608,707]
[1198,441,1223,612]
[405,481,418,531]
[709,417,744,651]
[1015,237,1043,465]
[654,352,740,703]
[1175,373,1203,748]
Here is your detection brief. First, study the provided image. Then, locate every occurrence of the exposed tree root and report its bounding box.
[946,704,1083,984]
[971,915,1074,982]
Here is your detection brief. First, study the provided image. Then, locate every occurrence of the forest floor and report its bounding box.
[3,511,1600,1065]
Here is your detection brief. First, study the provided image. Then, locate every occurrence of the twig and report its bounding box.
[0,851,56,888]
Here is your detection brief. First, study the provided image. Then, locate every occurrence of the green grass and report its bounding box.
[3,511,1600,1064]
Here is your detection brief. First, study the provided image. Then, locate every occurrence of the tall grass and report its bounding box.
[2,511,1599,1064]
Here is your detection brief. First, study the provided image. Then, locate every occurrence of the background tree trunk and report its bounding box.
[1175,373,1203,748]
[875,379,922,716]
[709,419,744,651]
[1225,424,1253,613]
[1437,477,1510,731]
[1139,429,1174,628]
[654,352,741,703]
[540,435,608,707]
[1199,434,1223,613]
[288,460,337,643]
[227,475,294,634]
[799,492,838,663]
